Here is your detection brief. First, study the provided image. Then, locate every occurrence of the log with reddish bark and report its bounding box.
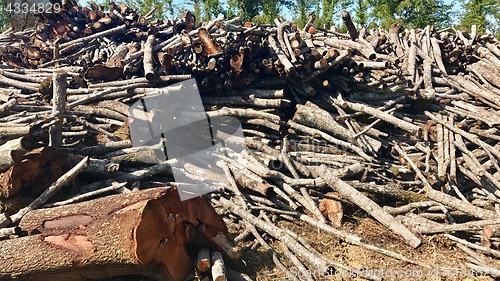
[0,187,228,281]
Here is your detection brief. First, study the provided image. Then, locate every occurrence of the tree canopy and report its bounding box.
[0,0,499,37]
[460,0,500,34]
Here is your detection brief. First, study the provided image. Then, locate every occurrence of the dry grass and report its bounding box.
[227,215,498,281]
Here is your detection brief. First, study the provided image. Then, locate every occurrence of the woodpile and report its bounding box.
[0,1,500,280]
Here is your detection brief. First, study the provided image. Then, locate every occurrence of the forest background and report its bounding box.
[0,0,498,38]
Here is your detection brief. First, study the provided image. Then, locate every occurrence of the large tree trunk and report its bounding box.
[0,187,229,281]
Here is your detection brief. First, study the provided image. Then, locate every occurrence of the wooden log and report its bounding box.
[287,120,373,161]
[198,28,222,55]
[196,248,211,272]
[9,156,89,223]
[341,11,358,40]
[268,34,295,75]
[0,125,31,142]
[451,74,500,107]
[0,137,34,172]
[425,187,497,220]
[58,25,127,54]
[49,71,67,147]
[294,102,382,152]
[399,214,500,234]
[211,251,227,281]
[0,187,228,281]
[468,61,500,89]
[0,98,17,117]
[317,164,422,248]
[217,197,331,274]
[344,100,421,135]
[144,34,156,81]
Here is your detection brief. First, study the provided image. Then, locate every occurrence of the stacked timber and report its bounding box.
[0,1,499,280]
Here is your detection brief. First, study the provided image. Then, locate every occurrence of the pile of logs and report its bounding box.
[0,1,500,280]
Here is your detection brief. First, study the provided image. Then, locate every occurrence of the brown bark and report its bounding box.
[0,187,228,281]
[0,147,67,200]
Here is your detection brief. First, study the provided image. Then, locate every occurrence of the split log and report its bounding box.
[0,187,228,281]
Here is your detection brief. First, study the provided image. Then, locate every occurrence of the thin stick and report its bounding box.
[43,182,127,208]
[445,234,500,258]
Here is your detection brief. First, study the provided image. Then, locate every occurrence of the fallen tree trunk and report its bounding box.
[0,187,228,281]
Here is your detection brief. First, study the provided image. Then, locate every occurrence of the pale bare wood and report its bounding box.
[344,99,421,135]
[49,71,67,147]
[211,251,227,281]
[143,34,156,81]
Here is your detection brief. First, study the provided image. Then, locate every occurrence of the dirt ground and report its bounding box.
[225,216,499,281]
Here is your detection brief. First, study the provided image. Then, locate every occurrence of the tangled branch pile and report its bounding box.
[0,1,500,280]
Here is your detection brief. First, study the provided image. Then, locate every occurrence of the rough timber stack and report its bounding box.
[0,0,500,280]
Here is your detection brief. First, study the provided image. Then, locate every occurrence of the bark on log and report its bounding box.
[344,100,421,135]
[0,187,228,281]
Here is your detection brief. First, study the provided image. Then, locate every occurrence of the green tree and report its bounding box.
[225,0,260,21]
[0,0,9,31]
[353,0,369,27]
[187,0,202,22]
[460,0,500,34]
[291,0,315,28]
[201,0,222,20]
[225,0,240,19]
[313,0,351,29]
[368,0,451,29]
[249,0,291,24]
